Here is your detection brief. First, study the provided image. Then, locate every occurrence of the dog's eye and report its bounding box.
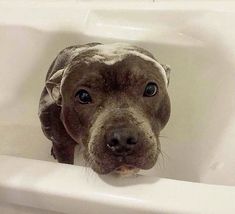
[75,89,92,104]
[143,83,158,97]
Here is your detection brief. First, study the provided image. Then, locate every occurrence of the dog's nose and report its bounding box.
[106,128,138,156]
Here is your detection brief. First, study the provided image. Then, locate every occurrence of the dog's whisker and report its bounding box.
[156,159,164,170]
[160,149,170,161]
[158,135,171,141]
[83,155,97,180]
[156,147,170,170]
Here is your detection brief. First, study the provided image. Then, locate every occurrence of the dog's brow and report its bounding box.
[78,74,104,88]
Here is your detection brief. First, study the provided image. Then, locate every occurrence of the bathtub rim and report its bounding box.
[0,155,235,214]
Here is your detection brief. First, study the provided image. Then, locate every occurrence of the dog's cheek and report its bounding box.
[61,106,89,142]
[88,129,107,161]
[155,94,171,130]
[136,138,160,169]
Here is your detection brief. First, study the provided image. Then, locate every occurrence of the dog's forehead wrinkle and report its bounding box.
[78,73,104,88]
[100,68,148,93]
[69,43,168,86]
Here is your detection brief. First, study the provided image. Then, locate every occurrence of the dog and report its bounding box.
[38,43,171,175]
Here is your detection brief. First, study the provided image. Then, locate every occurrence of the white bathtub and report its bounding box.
[1,1,235,213]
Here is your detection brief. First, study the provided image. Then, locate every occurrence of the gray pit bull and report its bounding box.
[38,43,171,175]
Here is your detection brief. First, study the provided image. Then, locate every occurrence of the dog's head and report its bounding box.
[46,43,171,174]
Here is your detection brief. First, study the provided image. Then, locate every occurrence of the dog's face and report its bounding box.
[46,44,171,174]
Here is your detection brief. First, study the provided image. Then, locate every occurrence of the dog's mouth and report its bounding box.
[86,142,159,175]
[112,164,140,176]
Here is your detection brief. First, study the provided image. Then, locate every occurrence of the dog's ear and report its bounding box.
[161,64,171,86]
[46,69,64,106]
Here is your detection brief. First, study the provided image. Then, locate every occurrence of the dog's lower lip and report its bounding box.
[113,164,140,176]
[115,164,136,171]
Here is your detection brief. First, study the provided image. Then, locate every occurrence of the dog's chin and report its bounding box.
[88,149,159,175]
[90,161,140,176]
[112,165,140,177]
[90,156,158,175]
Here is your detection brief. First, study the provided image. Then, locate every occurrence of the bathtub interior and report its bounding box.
[0,9,235,186]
